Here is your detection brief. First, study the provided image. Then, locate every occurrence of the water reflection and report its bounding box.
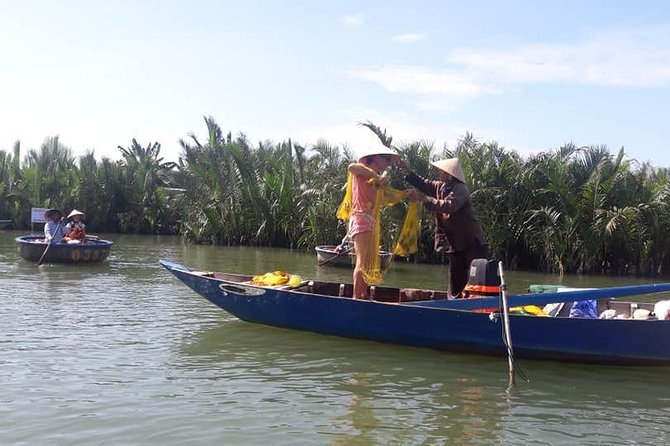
[2,230,670,445]
[179,318,516,443]
[177,308,670,444]
[328,373,378,445]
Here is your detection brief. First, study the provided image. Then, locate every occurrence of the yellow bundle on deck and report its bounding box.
[510,305,548,316]
[251,271,302,287]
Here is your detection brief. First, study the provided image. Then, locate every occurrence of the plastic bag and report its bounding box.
[569,300,598,318]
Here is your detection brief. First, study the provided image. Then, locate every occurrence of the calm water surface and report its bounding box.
[1,230,669,445]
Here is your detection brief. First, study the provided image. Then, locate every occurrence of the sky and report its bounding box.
[2,0,670,167]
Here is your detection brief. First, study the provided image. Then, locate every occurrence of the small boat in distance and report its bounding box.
[0,219,12,229]
[16,235,113,263]
[315,244,394,268]
[161,259,670,365]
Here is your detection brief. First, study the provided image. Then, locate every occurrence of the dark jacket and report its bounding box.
[405,171,486,253]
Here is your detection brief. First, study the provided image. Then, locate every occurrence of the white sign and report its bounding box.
[31,207,49,223]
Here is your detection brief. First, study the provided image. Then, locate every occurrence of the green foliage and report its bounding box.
[117,139,177,233]
[2,118,670,277]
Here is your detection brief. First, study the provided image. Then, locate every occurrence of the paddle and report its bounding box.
[317,246,353,267]
[404,282,670,311]
[38,219,64,266]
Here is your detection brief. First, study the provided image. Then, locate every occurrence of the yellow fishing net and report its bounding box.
[337,170,421,284]
[251,271,303,287]
[392,201,420,257]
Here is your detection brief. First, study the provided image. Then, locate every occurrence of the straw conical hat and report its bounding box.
[431,158,466,183]
[67,209,86,220]
[357,145,400,162]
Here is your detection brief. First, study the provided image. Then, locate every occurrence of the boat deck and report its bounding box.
[193,270,660,318]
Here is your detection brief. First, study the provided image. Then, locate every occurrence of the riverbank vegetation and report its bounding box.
[2,116,670,276]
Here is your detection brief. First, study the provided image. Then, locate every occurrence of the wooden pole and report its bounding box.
[498,261,515,387]
[38,220,63,266]
[317,246,353,267]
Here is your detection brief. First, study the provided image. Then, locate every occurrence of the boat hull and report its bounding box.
[160,260,670,365]
[16,235,113,263]
[315,245,393,269]
[0,219,12,229]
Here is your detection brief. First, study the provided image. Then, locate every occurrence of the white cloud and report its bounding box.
[340,14,364,27]
[276,103,547,164]
[291,108,472,158]
[392,33,426,43]
[448,27,670,87]
[346,24,670,110]
[344,64,503,110]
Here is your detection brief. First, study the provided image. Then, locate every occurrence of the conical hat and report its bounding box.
[67,209,86,220]
[357,145,400,162]
[431,158,466,183]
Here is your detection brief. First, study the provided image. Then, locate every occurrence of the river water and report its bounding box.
[1,230,669,445]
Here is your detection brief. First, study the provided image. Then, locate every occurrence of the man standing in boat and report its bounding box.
[401,158,488,298]
[43,209,66,244]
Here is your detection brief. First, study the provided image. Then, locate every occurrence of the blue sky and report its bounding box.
[2,0,670,167]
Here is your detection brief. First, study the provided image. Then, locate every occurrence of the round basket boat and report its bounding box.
[16,235,113,263]
[315,245,393,269]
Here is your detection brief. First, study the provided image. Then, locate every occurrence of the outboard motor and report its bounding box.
[463,258,501,299]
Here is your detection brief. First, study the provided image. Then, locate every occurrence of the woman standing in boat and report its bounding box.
[43,209,66,243]
[337,146,403,299]
[64,209,86,243]
[403,158,487,298]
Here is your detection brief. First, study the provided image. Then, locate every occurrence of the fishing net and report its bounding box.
[392,201,420,257]
[337,170,420,284]
[251,271,303,287]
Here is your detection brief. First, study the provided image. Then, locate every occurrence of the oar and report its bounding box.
[404,282,670,310]
[317,246,353,267]
[37,220,64,266]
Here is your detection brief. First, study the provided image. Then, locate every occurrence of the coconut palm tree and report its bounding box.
[117,139,176,232]
[297,139,355,249]
[20,137,77,211]
[73,152,129,232]
[176,117,257,244]
[0,145,22,221]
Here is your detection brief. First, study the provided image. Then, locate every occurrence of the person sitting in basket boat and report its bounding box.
[63,209,87,244]
[43,208,66,244]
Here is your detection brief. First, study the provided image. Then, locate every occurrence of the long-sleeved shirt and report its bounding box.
[44,220,65,243]
[405,171,486,253]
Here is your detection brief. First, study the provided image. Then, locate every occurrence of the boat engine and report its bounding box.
[463,258,501,299]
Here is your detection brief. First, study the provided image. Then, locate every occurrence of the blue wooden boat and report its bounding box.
[16,235,113,263]
[160,260,670,365]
